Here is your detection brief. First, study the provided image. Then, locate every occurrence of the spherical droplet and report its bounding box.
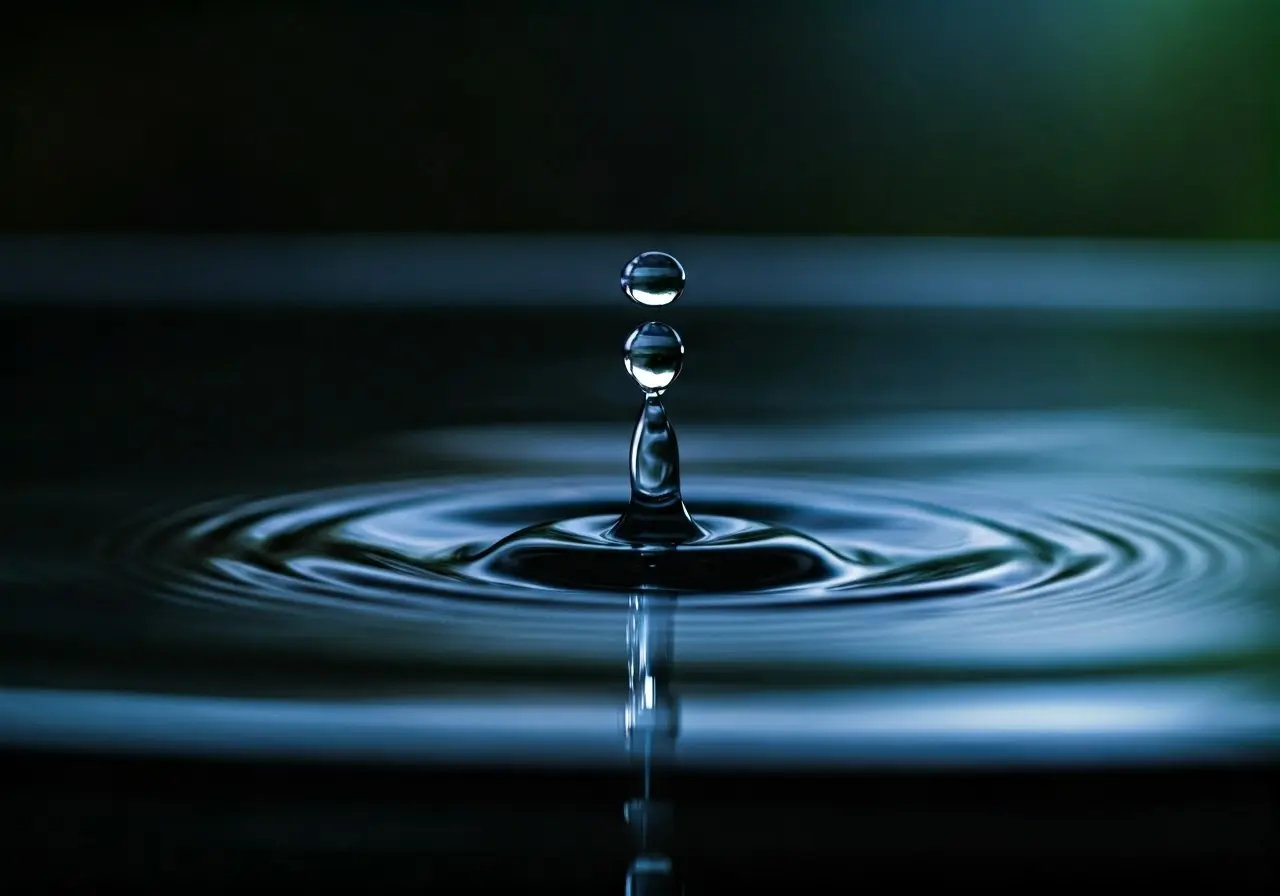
[624,322,684,393]
[621,252,685,307]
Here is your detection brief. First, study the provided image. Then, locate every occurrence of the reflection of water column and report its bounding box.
[624,586,680,895]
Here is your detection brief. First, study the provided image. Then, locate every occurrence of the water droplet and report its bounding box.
[624,322,684,394]
[621,252,685,307]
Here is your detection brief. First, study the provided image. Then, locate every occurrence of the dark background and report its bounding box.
[2,4,1278,892]
[2,0,1278,237]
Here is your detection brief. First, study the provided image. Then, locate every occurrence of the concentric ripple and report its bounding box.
[104,464,1279,670]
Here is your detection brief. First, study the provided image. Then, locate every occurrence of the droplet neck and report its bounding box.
[608,395,705,546]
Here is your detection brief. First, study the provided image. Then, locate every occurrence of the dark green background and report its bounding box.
[3,1,1277,236]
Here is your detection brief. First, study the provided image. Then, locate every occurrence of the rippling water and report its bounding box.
[103,427,1279,665]
[3,412,1277,766]
[0,250,1277,771]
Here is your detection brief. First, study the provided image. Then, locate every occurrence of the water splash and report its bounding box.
[2,245,1276,777]
[95,462,1276,670]
[3,412,1278,767]
[610,320,702,545]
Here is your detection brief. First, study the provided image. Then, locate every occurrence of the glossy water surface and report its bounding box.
[0,257,1277,769]
[2,411,1277,766]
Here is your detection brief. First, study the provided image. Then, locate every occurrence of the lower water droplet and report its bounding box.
[624,322,684,395]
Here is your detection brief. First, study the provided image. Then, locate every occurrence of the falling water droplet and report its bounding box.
[624,322,684,395]
[621,252,686,307]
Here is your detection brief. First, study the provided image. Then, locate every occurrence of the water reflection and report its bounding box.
[624,588,680,894]
[0,413,1276,765]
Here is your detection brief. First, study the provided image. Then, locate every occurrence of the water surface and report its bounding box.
[0,238,1276,769]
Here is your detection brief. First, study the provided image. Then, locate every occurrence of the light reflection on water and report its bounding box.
[3,675,1276,767]
[0,410,1276,765]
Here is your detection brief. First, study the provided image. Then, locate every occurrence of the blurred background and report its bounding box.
[2,0,1277,237]
[2,3,1278,891]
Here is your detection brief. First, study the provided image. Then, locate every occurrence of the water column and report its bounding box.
[617,253,689,892]
[609,252,704,546]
